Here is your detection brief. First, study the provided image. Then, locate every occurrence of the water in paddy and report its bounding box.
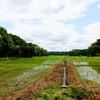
[73,62,100,83]
[0,59,60,93]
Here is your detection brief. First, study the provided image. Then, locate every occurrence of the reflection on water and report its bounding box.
[74,61,100,83]
[73,62,88,65]
[16,60,58,82]
[43,60,59,64]
[0,59,60,93]
[77,66,100,83]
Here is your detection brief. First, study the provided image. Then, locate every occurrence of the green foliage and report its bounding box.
[68,86,94,99]
[0,56,61,95]
[68,49,88,56]
[0,27,14,57]
[0,27,48,57]
[88,39,100,56]
[49,49,88,56]
[35,84,94,100]
[36,89,68,100]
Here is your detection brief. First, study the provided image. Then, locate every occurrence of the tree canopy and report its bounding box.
[88,39,100,56]
[1,27,100,57]
[49,49,88,56]
[0,27,48,57]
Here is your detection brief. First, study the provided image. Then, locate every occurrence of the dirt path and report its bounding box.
[0,63,63,100]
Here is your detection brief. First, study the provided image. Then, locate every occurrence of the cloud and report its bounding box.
[8,20,89,51]
[97,3,100,8]
[83,22,100,35]
[9,0,33,5]
[1,0,100,51]
[0,0,99,22]
[83,22,100,43]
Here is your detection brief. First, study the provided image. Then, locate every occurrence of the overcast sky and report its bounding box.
[0,0,100,51]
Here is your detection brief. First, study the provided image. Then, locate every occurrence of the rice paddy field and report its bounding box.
[70,56,100,84]
[0,56,100,96]
[0,56,64,95]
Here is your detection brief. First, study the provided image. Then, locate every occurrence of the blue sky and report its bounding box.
[64,1,100,34]
[0,0,100,51]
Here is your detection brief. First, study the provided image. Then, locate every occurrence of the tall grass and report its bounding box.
[35,84,94,100]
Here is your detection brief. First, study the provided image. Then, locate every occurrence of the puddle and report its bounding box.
[73,62,88,65]
[14,60,57,87]
[17,71,39,80]
[0,59,60,94]
[74,61,100,83]
[16,60,57,81]
[43,60,59,64]
[34,65,51,70]
[77,66,100,83]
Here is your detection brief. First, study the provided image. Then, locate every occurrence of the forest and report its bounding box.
[0,26,100,57]
[49,49,88,56]
[49,39,100,56]
[0,27,48,57]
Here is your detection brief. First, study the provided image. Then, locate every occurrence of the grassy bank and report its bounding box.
[0,56,64,95]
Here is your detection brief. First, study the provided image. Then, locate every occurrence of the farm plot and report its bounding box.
[0,56,62,95]
[73,60,100,83]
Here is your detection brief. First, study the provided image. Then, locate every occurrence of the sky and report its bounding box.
[0,0,100,51]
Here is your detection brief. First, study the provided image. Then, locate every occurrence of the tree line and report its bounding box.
[49,39,100,57]
[49,49,88,56]
[0,27,100,57]
[0,27,48,57]
[88,39,100,56]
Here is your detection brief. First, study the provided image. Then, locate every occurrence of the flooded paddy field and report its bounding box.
[1,56,100,96]
[73,58,100,83]
[0,56,64,95]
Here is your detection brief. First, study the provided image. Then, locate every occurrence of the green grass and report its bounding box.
[83,79,100,86]
[72,56,100,85]
[88,61,100,65]
[34,56,96,100]
[35,84,74,100]
[1,56,100,96]
[0,56,64,95]
[67,56,100,60]
[35,84,93,100]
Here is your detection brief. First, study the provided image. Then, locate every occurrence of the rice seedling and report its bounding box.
[0,56,63,95]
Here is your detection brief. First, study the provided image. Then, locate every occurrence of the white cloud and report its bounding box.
[97,3,100,8]
[83,22,100,43]
[9,0,33,6]
[8,20,90,51]
[83,22,100,35]
[0,0,99,22]
[1,0,100,51]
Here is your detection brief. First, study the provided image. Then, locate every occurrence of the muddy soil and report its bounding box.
[67,63,100,100]
[0,63,63,100]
